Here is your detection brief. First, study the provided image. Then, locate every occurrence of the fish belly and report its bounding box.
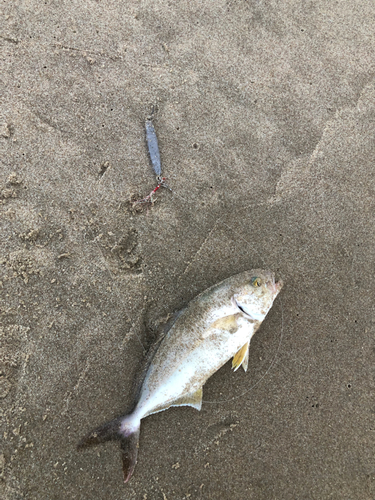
[135,320,254,420]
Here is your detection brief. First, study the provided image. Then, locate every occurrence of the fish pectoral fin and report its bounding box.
[232,341,250,372]
[209,314,240,335]
[172,387,203,411]
[241,346,249,372]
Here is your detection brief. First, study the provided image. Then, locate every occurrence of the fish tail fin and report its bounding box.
[119,417,141,483]
[77,414,141,483]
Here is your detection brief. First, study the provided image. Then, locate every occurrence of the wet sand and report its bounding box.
[1,1,374,498]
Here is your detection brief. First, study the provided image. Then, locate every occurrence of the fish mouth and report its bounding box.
[266,278,283,296]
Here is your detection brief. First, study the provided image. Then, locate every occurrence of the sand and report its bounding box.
[1,1,374,498]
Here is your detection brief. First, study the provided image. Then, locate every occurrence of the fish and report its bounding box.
[78,269,283,482]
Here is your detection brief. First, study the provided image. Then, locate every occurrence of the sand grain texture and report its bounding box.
[1,1,374,499]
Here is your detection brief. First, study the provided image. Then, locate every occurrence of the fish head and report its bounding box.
[232,270,283,322]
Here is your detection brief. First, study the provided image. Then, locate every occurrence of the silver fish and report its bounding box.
[78,269,283,482]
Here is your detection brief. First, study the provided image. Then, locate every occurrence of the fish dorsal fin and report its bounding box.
[232,341,250,372]
[163,306,188,335]
[172,387,203,411]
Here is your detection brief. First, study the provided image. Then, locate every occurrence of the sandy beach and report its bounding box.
[1,1,374,498]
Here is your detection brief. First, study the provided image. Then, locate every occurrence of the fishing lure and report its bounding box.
[133,107,170,206]
[134,176,169,205]
[145,116,162,178]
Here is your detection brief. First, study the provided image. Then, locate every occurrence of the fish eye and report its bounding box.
[250,277,261,287]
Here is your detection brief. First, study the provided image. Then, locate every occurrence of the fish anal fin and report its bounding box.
[172,387,203,411]
[232,341,250,372]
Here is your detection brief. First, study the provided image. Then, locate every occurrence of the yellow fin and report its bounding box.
[241,347,249,372]
[232,341,250,372]
[210,314,239,334]
[172,387,203,411]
